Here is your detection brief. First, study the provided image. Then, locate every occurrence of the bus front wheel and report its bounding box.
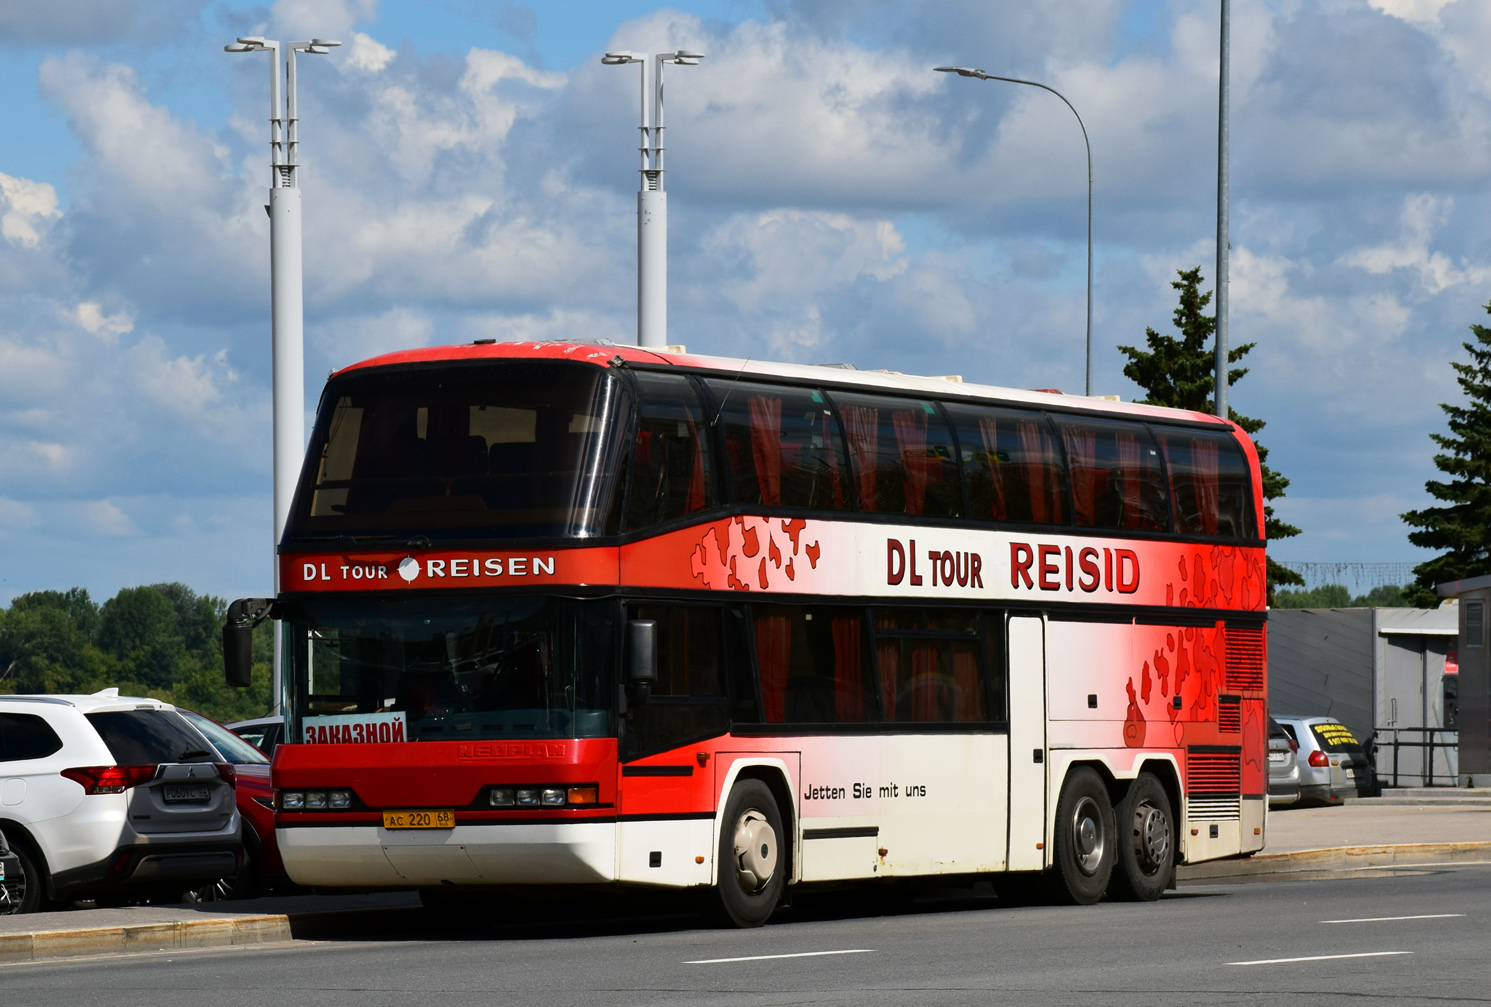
[703,779,785,928]
[1108,772,1174,902]
[1049,767,1115,905]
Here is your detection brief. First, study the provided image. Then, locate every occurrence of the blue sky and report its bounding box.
[2,0,1489,605]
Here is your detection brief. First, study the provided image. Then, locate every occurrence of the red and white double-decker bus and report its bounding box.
[229,339,1267,926]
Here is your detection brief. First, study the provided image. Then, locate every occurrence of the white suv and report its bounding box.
[0,690,241,913]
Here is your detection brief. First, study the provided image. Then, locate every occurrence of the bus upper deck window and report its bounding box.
[1154,426,1257,539]
[829,391,961,519]
[625,374,713,531]
[1055,417,1169,533]
[707,381,849,512]
[943,404,1067,526]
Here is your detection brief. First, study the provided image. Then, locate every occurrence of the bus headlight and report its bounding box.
[489,788,515,807]
[305,791,328,810]
[540,788,566,806]
[279,790,305,810]
[328,789,352,809]
[516,788,540,807]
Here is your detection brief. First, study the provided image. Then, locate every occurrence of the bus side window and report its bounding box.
[1153,426,1257,539]
[1053,417,1170,533]
[706,381,850,512]
[943,403,1067,525]
[981,612,1008,723]
[625,604,730,757]
[751,605,878,724]
[872,610,989,724]
[624,373,714,531]
[828,391,962,518]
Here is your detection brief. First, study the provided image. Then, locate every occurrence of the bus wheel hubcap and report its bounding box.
[1072,796,1105,876]
[1133,803,1170,873]
[733,810,777,891]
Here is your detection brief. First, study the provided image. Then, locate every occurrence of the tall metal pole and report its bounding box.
[603,50,703,347]
[934,67,1094,394]
[268,48,304,716]
[226,36,339,715]
[1215,0,1230,419]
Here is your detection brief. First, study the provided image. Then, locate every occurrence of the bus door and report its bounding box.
[1007,615,1047,871]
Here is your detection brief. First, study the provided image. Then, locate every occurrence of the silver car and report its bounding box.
[1268,716,1300,806]
[1274,715,1378,805]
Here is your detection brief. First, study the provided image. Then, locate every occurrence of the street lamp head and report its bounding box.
[933,66,988,79]
[225,43,256,52]
[602,51,644,65]
[310,39,342,47]
[666,50,704,64]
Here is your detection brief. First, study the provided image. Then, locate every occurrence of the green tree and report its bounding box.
[98,586,192,692]
[1118,266,1304,601]
[1402,304,1491,606]
[1272,583,1414,609]
[0,589,105,692]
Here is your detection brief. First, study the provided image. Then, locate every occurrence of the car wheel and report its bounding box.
[701,779,786,928]
[0,836,58,915]
[1047,767,1115,905]
[1107,773,1174,902]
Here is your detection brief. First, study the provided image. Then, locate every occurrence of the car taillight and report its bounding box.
[61,765,158,794]
[1288,738,1298,754]
[1308,750,1330,767]
[216,763,236,787]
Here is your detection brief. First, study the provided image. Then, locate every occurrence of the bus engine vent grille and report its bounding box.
[1187,751,1241,795]
[1218,697,1241,734]
[1224,627,1265,692]
[1187,795,1241,821]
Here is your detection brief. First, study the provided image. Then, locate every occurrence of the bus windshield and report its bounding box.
[287,360,632,540]
[287,596,617,742]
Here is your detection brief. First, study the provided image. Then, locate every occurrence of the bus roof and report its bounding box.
[332,340,1233,429]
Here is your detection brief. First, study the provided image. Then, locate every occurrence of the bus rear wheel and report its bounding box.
[703,779,785,928]
[1108,773,1174,902]
[1048,767,1115,905]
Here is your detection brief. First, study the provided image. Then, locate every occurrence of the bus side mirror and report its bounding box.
[626,619,657,706]
[223,598,275,688]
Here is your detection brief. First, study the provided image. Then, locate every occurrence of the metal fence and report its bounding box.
[1371,727,1459,788]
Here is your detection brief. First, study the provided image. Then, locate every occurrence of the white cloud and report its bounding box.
[312,306,434,369]
[70,301,134,342]
[0,498,39,531]
[128,337,235,418]
[1370,0,1456,27]
[0,172,62,247]
[83,499,137,537]
[271,0,378,40]
[345,31,395,73]
[1340,194,1491,295]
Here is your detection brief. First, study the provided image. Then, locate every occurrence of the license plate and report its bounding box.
[163,783,211,802]
[1343,768,1356,780]
[382,810,455,829]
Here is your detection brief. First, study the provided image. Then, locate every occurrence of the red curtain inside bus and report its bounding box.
[831,392,959,518]
[752,606,873,723]
[841,402,878,509]
[1057,418,1169,532]
[747,394,783,506]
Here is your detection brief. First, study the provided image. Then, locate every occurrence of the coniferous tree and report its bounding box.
[1401,303,1491,606]
[1117,266,1303,601]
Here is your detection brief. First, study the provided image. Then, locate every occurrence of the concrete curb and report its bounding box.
[0,913,292,965]
[1178,841,1491,883]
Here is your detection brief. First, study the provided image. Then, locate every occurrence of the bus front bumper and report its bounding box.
[277,822,617,887]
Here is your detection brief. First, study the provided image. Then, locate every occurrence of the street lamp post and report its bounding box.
[1215,0,1230,420]
[935,66,1094,397]
[601,50,703,347]
[225,36,340,713]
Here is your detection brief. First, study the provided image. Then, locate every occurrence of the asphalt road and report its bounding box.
[3,866,1488,1006]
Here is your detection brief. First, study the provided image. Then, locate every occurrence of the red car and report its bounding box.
[178,710,291,898]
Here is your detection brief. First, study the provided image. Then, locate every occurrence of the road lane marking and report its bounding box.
[1227,951,1412,966]
[684,949,874,965]
[1321,914,1465,924]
